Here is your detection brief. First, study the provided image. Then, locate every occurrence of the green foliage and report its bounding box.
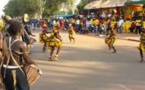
[77,0,95,11]
[4,0,75,18]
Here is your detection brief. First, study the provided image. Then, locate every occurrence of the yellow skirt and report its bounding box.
[69,34,75,38]
[49,40,63,47]
[105,37,116,46]
[138,43,145,52]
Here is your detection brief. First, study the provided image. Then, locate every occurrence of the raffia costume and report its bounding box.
[49,23,62,48]
[68,26,75,39]
[105,30,116,46]
[138,33,145,52]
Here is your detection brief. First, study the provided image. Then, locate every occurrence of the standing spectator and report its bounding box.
[61,19,65,30]
[135,17,142,34]
[118,17,124,33]
[76,18,80,32]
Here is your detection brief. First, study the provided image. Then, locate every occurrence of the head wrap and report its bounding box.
[43,24,47,28]
[3,15,12,22]
[24,13,29,23]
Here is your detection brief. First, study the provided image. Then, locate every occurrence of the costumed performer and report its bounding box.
[105,26,117,53]
[48,24,62,61]
[68,24,75,43]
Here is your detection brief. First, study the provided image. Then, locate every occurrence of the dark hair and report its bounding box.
[8,21,22,35]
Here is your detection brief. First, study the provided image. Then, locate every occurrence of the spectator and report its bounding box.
[118,17,124,33]
[130,21,136,33]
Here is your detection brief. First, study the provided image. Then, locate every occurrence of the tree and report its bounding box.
[4,0,75,18]
[4,0,24,16]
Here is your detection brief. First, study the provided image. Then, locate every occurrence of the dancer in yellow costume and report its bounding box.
[53,21,59,30]
[68,24,75,43]
[39,24,51,52]
[105,27,117,53]
[49,24,62,61]
[138,29,145,62]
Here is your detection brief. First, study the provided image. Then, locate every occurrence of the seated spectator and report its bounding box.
[130,21,136,33]
[80,25,89,34]
[99,23,106,34]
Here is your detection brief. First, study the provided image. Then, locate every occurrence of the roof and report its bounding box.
[100,0,127,8]
[84,0,128,9]
[84,0,102,9]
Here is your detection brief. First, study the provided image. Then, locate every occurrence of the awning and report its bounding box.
[100,0,116,8]
[84,0,102,10]
[53,14,76,18]
[125,0,145,5]
[115,0,128,7]
[100,0,127,8]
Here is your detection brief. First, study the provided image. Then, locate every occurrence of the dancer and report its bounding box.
[48,24,62,61]
[138,29,145,62]
[40,24,50,52]
[68,24,75,43]
[105,27,117,53]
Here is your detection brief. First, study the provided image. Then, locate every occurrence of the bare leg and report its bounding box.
[49,47,55,61]
[43,42,47,52]
[108,45,111,51]
[139,49,144,62]
[54,46,61,61]
[56,46,61,55]
[112,46,117,53]
[72,38,75,43]
[69,36,72,43]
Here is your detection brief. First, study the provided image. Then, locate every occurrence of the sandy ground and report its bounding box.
[2,29,145,90]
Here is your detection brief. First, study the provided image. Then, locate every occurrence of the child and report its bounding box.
[105,27,117,53]
[68,24,75,43]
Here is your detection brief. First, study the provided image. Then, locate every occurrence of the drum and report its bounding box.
[24,65,42,86]
[30,37,36,44]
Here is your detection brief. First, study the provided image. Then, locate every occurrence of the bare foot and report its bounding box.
[53,55,58,61]
[49,56,53,61]
[112,51,117,53]
[140,58,144,63]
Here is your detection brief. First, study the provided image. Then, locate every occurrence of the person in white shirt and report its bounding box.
[118,17,124,33]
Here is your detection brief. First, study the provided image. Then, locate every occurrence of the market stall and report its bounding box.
[124,5,143,19]
[53,14,76,18]
[99,0,127,14]
[122,0,145,33]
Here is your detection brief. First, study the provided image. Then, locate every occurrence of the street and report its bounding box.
[30,30,145,90]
